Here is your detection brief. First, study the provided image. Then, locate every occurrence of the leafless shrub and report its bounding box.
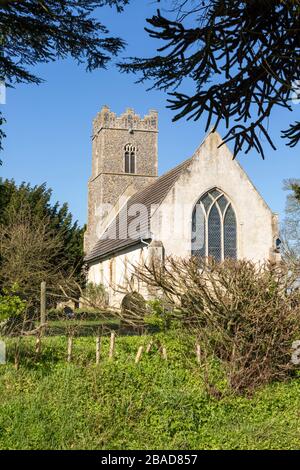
[129,256,300,394]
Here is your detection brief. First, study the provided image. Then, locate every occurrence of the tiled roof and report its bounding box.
[85,157,192,263]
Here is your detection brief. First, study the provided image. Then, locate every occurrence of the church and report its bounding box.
[84,106,280,307]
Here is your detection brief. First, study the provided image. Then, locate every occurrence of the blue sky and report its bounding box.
[0,0,299,227]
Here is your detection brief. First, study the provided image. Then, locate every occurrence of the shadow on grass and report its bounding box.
[44,319,159,337]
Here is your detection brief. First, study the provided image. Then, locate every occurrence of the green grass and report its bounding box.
[0,333,300,450]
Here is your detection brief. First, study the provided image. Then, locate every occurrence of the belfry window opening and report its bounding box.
[124,144,136,174]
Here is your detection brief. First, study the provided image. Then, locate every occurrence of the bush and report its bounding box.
[0,287,26,322]
[82,282,108,309]
[0,286,27,335]
[133,257,300,394]
[146,299,181,331]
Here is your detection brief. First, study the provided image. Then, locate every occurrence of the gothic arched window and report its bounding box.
[192,188,237,262]
[124,144,136,174]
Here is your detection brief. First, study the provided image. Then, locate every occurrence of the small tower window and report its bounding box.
[124,144,136,174]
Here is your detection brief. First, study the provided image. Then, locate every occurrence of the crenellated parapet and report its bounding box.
[93,106,158,137]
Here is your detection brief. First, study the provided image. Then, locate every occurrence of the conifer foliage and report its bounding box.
[0,0,129,150]
[121,0,300,158]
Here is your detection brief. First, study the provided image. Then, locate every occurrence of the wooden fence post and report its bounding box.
[35,334,42,355]
[146,340,153,353]
[0,340,6,365]
[109,331,115,360]
[135,346,144,364]
[40,281,46,327]
[96,336,101,365]
[196,343,201,364]
[14,337,20,370]
[67,336,73,363]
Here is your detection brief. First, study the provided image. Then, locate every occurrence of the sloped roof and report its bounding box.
[85,157,192,263]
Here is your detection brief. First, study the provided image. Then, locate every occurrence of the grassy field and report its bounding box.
[0,333,300,450]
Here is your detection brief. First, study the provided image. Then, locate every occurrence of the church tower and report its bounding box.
[85,106,158,254]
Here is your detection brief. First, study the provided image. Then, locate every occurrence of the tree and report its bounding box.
[0,179,85,286]
[0,0,129,151]
[0,201,82,334]
[121,0,300,158]
[0,202,65,297]
[291,183,300,203]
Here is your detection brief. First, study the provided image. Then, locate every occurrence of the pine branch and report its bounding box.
[120,1,300,157]
[0,0,129,152]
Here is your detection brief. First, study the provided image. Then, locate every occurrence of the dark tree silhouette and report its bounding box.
[0,0,129,150]
[121,0,300,158]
